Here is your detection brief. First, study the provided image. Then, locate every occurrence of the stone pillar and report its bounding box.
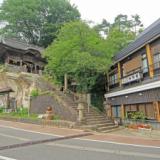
[153,101,160,122]
[146,44,154,78]
[87,93,91,112]
[64,73,68,91]
[77,102,85,124]
[105,104,112,119]
[121,104,125,119]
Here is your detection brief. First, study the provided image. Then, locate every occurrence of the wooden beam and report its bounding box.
[146,44,154,78]
[121,104,125,119]
[118,62,121,86]
[154,101,160,122]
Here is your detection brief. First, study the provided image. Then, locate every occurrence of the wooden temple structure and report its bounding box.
[0,38,46,74]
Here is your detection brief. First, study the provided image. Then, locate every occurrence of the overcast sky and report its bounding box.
[0,0,159,28]
[70,0,160,27]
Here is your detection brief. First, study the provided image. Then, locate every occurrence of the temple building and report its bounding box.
[0,38,45,74]
[0,38,46,109]
[105,18,160,122]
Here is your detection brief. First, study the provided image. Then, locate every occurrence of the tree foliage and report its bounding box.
[44,21,112,93]
[0,0,80,47]
[94,14,144,56]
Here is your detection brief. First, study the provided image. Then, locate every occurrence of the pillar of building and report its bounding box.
[146,44,154,78]
[107,73,110,92]
[118,62,122,87]
[6,93,10,109]
[153,101,160,122]
[121,104,125,119]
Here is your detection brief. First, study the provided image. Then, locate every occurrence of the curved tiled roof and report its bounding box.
[0,38,44,53]
[114,18,160,62]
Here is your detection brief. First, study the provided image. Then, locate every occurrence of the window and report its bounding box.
[112,106,121,117]
[142,54,148,73]
[109,73,118,85]
[154,52,160,69]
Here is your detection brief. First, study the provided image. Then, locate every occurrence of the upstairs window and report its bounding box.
[154,52,160,69]
[142,54,148,73]
[109,73,118,85]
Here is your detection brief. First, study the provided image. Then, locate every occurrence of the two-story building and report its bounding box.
[105,18,160,122]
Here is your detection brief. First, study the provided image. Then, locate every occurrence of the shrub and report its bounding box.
[0,107,4,113]
[30,89,39,98]
[127,112,146,120]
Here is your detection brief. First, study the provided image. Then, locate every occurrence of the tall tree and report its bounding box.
[0,0,80,47]
[131,14,143,35]
[94,14,143,56]
[44,21,112,93]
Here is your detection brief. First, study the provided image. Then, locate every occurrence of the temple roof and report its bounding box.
[113,18,160,63]
[0,38,44,53]
[0,87,14,94]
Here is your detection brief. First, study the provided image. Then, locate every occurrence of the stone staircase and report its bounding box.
[55,90,118,133]
[82,106,119,133]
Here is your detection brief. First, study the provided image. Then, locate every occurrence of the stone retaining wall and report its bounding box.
[30,95,77,122]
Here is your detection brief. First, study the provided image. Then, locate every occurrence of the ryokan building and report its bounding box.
[105,18,160,122]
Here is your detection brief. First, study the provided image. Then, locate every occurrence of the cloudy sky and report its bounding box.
[0,0,159,28]
[70,0,160,27]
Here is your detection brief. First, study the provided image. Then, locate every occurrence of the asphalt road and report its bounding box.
[0,125,160,160]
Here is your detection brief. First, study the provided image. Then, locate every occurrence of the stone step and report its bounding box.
[85,117,111,122]
[84,113,105,116]
[90,123,115,128]
[86,121,114,125]
[86,121,113,126]
[85,116,104,119]
[99,127,120,133]
[97,125,118,132]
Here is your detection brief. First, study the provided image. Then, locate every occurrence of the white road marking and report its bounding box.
[0,125,62,137]
[0,133,29,141]
[0,155,17,160]
[77,138,160,149]
[48,143,160,159]
[0,124,160,149]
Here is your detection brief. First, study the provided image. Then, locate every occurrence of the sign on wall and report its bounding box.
[122,72,142,84]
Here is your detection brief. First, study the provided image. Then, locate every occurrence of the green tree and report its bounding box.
[131,14,144,35]
[94,14,143,56]
[44,21,112,93]
[0,0,80,47]
[105,27,135,56]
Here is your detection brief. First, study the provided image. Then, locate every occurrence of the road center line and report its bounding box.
[0,124,160,149]
[0,133,29,141]
[48,143,160,159]
[0,155,17,160]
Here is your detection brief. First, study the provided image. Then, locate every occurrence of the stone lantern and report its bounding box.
[77,101,85,124]
[45,106,53,120]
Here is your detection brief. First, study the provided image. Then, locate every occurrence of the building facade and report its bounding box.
[0,38,45,74]
[105,18,160,122]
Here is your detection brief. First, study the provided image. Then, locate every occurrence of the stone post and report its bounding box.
[77,102,85,124]
[105,103,112,119]
[64,73,68,92]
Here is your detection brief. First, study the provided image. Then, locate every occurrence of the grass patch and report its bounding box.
[0,107,38,120]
